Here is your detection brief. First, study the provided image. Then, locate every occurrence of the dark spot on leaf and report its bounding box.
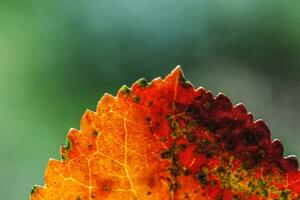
[183,168,192,176]
[133,96,141,103]
[178,144,187,151]
[147,101,153,107]
[196,169,208,186]
[186,132,196,142]
[169,182,180,191]
[92,130,99,137]
[170,165,181,177]
[160,150,171,159]
[102,184,111,192]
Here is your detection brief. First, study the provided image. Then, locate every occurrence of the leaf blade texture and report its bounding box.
[31,66,300,200]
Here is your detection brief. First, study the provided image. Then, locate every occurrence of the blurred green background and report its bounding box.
[1,0,300,199]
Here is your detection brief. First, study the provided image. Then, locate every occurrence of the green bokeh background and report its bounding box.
[1,1,300,199]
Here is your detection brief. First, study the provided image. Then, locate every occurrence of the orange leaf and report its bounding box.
[30,66,300,200]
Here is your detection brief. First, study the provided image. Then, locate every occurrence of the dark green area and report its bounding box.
[0,1,300,199]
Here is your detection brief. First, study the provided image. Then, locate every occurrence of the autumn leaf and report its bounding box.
[30,66,300,200]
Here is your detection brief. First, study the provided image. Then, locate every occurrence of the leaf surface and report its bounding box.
[31,66,300,200]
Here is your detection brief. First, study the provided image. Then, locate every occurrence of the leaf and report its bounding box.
[30,66,300,200]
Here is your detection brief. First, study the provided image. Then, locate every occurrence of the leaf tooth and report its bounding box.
[118,85,131,96]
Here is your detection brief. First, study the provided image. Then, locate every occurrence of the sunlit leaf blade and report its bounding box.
[30,66,300,200]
